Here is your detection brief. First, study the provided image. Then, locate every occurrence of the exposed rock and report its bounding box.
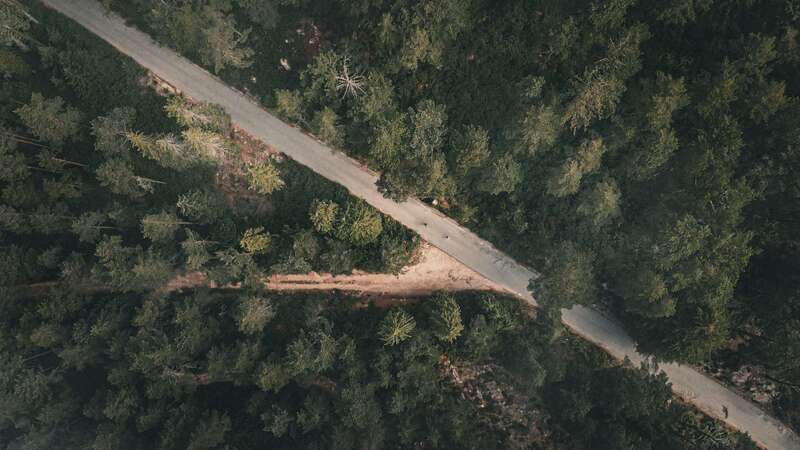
[438,355,548,448]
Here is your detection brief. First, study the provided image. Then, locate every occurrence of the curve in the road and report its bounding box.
[38,1,800,448]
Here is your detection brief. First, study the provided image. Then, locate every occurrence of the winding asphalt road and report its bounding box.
[39,1,800,448]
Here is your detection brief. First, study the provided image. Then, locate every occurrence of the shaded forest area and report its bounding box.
[98,0,800,429]
[0,0,794,447]
[0,284,759,449]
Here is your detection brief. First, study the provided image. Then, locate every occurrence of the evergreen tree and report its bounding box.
[15,93,82,147]
[309,199,339,234]
[530,241,596,311]
[0,0,36,49]
[176,189,226,224]
[431,293,464,343]
[240,227,271,254]
[142,211,189,242]
[336,200,382,246]
[247,160,285,194]
[378,308,416,346]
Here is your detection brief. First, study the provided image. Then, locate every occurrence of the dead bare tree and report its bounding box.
[335,56,365,99]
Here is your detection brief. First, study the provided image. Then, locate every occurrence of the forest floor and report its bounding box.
[166,242,511,299]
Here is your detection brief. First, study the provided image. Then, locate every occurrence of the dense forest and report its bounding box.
[0,285,759,449]
[0,0,797,447]
[92,0,800,430]
[1,0,418,297]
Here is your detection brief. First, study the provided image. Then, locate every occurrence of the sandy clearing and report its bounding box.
[264,243,512,296]
[165,243,512,298]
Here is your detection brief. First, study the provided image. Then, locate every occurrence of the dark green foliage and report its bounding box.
[15,93,82,147]
[127,0,800,369]
[335,199,383,246]
[530,241,596,311]
[0,288,755,449]
[176,189,227,224]
[0,3,416,303]
[5,0,796,446]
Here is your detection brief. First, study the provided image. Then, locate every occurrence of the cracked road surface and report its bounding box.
[40,1,800,448]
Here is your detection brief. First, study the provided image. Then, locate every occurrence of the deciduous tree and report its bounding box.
[451,125,489,176]
[311,107,344,147]
[274,89,304,123]
[478,152,521,195]
[577,179,621,227]
[0,0,36,49]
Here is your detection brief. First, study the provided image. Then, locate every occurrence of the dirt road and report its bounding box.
[264,244,510,296]
[40,1,800,448]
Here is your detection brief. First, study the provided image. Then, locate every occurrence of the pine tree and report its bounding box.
[247,160,285,194]
[336,200,382,246]
[237,295,274,335]
[432,294,464,343]
[378,308,416,346]
[142,211,190,242]
[240,227,271,254]
[309,199,339,234]
[15,93,82,147]
[0,0,37,49]
[91,107,136,156]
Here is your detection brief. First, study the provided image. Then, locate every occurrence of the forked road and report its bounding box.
[41,1,799,448]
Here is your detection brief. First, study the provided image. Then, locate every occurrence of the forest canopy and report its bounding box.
[2,0,799,446]
[100,0,800,366]
[97,0,800,431]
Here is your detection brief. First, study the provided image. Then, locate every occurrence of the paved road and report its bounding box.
[40,1,800,448]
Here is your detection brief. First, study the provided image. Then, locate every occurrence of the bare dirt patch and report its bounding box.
[143,73,281,215]
[165,243,511,300]
[265,243,511,297]
[215,125,282,215]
